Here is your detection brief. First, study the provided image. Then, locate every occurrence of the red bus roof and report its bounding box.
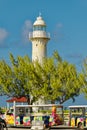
[6,97,27,102]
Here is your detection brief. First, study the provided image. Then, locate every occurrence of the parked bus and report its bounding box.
[5,103,64,127]
[69,105,87,127]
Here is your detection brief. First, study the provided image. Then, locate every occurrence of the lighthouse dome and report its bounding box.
[33,16,46,26]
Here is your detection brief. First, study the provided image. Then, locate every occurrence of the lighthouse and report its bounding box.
[29,15,50,107]
[29,14,50,63]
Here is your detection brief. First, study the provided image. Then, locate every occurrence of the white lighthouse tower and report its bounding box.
[29,14,50,63]
[29,15,50,107]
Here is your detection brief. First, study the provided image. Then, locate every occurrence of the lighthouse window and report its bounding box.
[33,26,37,31]
[38,26,41,30]
[33,26,46,31]
[37,26,42,30]
[42,26,46,31]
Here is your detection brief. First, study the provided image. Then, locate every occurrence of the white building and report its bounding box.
[29,14,50,108]
[29,14,50,63]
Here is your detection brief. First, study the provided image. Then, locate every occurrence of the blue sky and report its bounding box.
[0,0,87,107]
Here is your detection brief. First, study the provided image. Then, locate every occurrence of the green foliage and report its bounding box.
[40,52,84,104]
[81,58,87,98]
[0,51,84,105]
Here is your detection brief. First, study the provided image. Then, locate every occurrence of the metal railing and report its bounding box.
[29,32,50,39]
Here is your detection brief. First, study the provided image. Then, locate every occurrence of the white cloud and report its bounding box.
[56,23,63,28]
[22,20,33,43]
[24,20,32,30]
[52,22,64,43]
[0,28,8,43]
